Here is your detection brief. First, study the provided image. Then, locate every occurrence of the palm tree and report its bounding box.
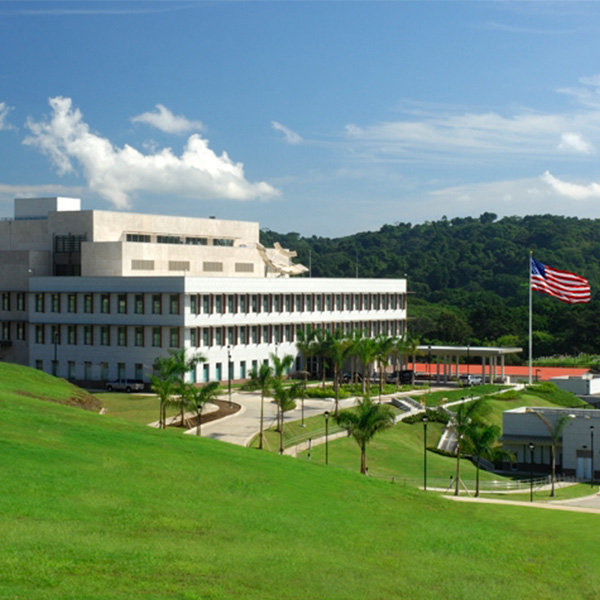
[355,336,378,395]
[272,379,302,454]
[532,410,572,497]
[185,381,221,436]
[151,354,179,429]
[374,334,395,401]
[271,352,294,382]
[462,422,501,497]
[245,363,273,450]
[295,325,317,383]
[324,329,352,414]
[450,398,489,496]
[335,396,395,474]
[166,348,206,427]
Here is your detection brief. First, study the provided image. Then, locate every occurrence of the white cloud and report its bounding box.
[23,97,279,209]
[557,132,594,154]
[0,102,15,131]
[542,170,600,199]
[271,121,303,145]
[131,104,204,134]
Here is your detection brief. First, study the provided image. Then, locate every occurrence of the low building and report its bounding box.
[502,406,600,481]
[0,197,407,385]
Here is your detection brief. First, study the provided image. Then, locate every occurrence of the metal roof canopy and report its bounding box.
[417,345,522,358]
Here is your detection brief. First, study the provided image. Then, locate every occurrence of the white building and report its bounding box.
[0,197,407,385]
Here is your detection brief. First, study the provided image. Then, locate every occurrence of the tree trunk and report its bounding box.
[360,444,367,475]
[259,392,264,450]
[475,456,480,497]
[196,409,201,436]
[550,444,556,497]
[454,440,461,496]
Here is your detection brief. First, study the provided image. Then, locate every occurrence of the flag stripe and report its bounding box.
[531,258,590,304]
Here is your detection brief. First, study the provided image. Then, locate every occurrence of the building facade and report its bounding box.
[0,198,407,385]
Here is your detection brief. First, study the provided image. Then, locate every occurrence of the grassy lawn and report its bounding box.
[95,392,176,425]
[1,364,600,599]
[419,384,505,406]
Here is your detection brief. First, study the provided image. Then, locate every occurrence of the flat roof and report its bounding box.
[416,345,522,357]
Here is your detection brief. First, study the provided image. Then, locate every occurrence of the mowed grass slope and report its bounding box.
[1,368,599,599]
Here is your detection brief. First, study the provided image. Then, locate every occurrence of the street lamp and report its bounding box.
[227,345,232,407]
[591,425,595,488]
[422,414,428,492]
[308,437,312,461]
[324,411,330,465]
[529,442,535,502]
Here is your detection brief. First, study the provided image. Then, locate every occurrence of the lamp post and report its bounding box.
[529,442,535,502]
[227,345,232,407]
[428,345,432,390]
[308,437,312,461]
[301,382,306,427]
[324,411,330,465]
[422,414,428,492]
[591,425,595,487]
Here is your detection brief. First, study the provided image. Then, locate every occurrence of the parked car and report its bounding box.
[458,374,482,386]
[105,378,145,393]
[385,370,414,384]
[342,372,363,384]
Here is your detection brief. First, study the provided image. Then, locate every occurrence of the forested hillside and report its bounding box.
[261,213,600,359]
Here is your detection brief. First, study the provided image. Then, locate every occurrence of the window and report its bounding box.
[202,328,210,347]
[101,362,109,381]
[345,294,352,310]
[117,294,127,314]
[213,238,233,247]
[251,295,258,313]
[51,294,60,313]
[285,324,291,342]
[135,363,143,380]
[239,295,247,313]
[190,295,198,315]
[335,295,341,310]
[305,295,313,311]
[381,294,388,310]
[316,295,323,311]
[67,294,76,313]
[169,294,179,315]
[152,327,161,347]
[216,362,223,381]
[190,328,198,347]
[285,295,291,312]
[262,325,270,343]
[296,295,303,311]
[67,325,77,345]
[16,322,25,341]
[101,294,110,314]
[152,294,162,315]
[118,363,126,380]
[202,295,210,314]
[51,360,58,377]
[251,326,258,344]
[84,294,93,313]
[240,327,247,344]
[240,361,246,379]
[274,295,281,312]
[36,359,43,371]
[227,295,234,313]
[203,364,209,382]
[135,327,144,347]
[1,292,10,311]
[215,328,223,346]
[35,293,45,313]
[1,322,9,340]
[51,325,60,346]
[169,328,179,348]
[157,235,182,244]
[117,326,127,346]
[16,293,25,311]
[186,236,207,245]
[373,294,380,310]
[100,326,110,346]
[68,361,76,379]
[55,234,86,253]
[126,233,151,243]
[215,295,223,314]
[84,326,93,345]
[84,362,92,380]
[252,360,258,372]
[262,295,270,312]
[326,295,332,311]
[273,325,281,344]
[227,327,235,345]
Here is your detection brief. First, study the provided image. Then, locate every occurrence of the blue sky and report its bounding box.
[3,1,600,236]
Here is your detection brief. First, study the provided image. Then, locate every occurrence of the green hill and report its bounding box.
[262,214,600,356]
[1,367,599,599]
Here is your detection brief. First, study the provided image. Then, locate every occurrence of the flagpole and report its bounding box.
[529,251,533,385]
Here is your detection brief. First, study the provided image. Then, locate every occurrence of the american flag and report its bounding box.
[531,258,590,304]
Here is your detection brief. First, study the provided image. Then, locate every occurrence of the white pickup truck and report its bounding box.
[105,379,145,393]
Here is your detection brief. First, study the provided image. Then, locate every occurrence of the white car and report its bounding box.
[458,374,482,386]
[105,379,145,393]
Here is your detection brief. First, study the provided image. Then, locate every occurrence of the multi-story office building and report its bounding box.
[0,197,407,384]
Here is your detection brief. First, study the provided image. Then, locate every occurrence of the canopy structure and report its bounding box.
[414,345,523,384]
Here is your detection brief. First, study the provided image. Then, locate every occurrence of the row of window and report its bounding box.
[126,233,234,246]
[190,292,405,315]
[36,357,270,384]
[18,320,403,348]
[28,292,180,316]
[2,291,405,317]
